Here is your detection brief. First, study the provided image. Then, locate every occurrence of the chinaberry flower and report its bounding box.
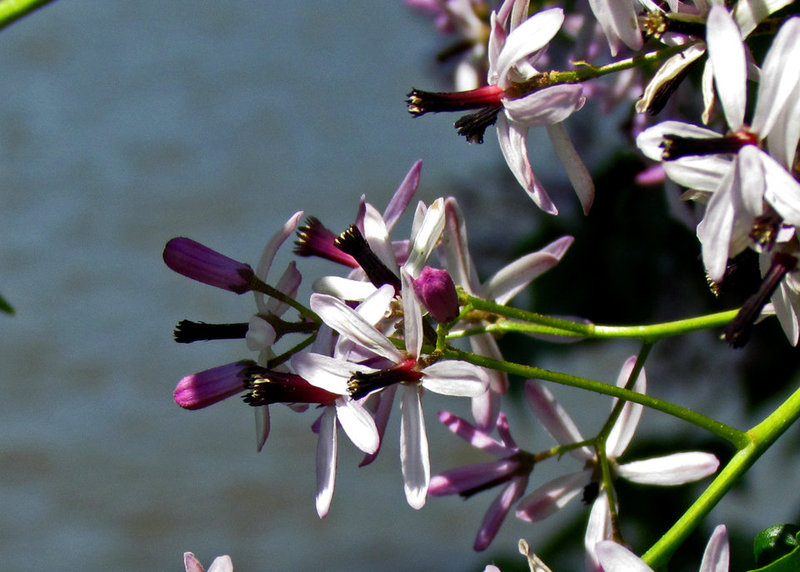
[595,524,729,571]
[429,411,534,551]
[515,357,719,552]
[407,3,593,214]
[293,277,488,509]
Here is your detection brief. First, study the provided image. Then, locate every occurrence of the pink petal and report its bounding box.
[515,470,589,522]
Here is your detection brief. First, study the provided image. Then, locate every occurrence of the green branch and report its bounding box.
[443,346,749,447]
[0,0,57,32]
[642,383,800,567]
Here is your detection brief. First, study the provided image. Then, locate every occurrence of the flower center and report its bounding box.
[347,358,423,400]
[294,216,359,267]
[406,85,504,116]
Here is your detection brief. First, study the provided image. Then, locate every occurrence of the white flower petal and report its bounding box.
[291,352,373,395]
[595,541,653,572]
[405,198,445,278]
[504,84,586,125]
[497,116,557,214]
[700,524,729,572]
[493,8,564,84]
[607,356,646,458]
[310,293,403,362]
[696,166,738,282]
[588,0,643,56]
[751,16,800,136]
[401,268,423,359]
[401,385,430,509]
[363,203,399,271]
[547,123,594,214]
[253,211,304,313]
[254,405,270,452]
[336,398,379,454]
[421,361,489,397]
[617,452,719,484]
[315,406,337,518]
[706,4,747,130]
[311,276,377,301]
[761,150,800,226]
[525,380,593,461]
[585,490,614,570]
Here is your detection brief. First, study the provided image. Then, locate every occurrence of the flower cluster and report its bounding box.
[160,0,800,568]
[164,161,573,517]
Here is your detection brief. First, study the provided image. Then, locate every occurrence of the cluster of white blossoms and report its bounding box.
[165,0,800,569]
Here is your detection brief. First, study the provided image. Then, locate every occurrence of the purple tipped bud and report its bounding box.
[412,266,459,323]
[163,237,255,294]
[174,360,253,410]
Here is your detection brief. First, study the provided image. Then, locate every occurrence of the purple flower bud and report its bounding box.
[163,237,255,294]
[412,266,459,323]
[174,360,252,410]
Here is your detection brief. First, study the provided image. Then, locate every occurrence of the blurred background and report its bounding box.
[1,1,798,570]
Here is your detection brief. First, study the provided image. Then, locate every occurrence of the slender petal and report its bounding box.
[421,360,489,397]
[401,385,430,509]
[335,398,379,455]
[606,356,646,458]
[547,123,594,214]
[493,8,564,85]
[700,525,729,572]
[315,406,337,518]
[595,542,653,571]
[382,160,422,232]
[309,293,403,362]
[254,211,304,313]
[497,116,557,214]
[484,237,573,304]
[474,478,527,551]
[515,470,590,522]
[617,452,719,484]
[706,4,746,130]
[525,381,593,461]
[751,17,800,137]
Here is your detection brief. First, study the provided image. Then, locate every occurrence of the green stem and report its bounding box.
[444,347,749,447]
[642,383,800,567]
[250,276,320,324]
[508,43,693,97]
[460,295,739,342]
[0,0,56,31]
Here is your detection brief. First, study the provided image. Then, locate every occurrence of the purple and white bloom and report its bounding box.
[515,358,719,542]
[408,2,594,214]
[429,411,534,551]
[183,552,234,572]
[293,276,488,509]
[637,9,800,283]
[595,524,729,571]
[442,196,574,429]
